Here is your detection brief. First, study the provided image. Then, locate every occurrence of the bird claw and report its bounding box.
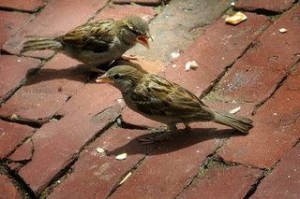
[121,54,141,61]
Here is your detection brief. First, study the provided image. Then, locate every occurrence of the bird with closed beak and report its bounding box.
[96,65,253,137]
[22,16,151,70]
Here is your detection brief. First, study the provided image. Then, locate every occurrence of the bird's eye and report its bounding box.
[113,74,121,79]
[127,25,141,35]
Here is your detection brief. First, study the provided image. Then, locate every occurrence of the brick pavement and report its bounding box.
[0,0,299,198]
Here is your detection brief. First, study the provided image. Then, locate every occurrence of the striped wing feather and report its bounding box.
[58,19,116,52]
[132,75,213,120]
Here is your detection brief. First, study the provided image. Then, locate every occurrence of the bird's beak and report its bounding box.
[136,34,151,49]
[95,74,113,84]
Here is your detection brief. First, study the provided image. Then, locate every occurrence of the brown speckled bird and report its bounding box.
[96,65,253,134]
[22,16,151,68]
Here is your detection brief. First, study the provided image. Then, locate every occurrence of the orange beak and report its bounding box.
[136,35,151,49]
[95,74,113,84]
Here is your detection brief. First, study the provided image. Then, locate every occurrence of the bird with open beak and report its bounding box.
[96,65,253,142]
[22,16,152,70]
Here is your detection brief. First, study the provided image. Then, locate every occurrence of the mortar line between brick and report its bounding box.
[200,41,264,99]
[241,145,298,199]
[223,140,300,198]
[235,0,299,17]
[0,6,45,14]
[252,58,300,115]
[39,114,118,197]
[87,0,113,22]
[4,134,36,161]
[0,162,36,199]
[173,138,229,198]
[106,155,148,199]
[0,57,48,107]
[242,171,266,199]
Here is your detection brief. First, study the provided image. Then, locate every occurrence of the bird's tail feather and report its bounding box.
[21,38,62,53]
[213,110,253,134]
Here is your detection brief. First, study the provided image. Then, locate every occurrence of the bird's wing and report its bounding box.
[58,19,116,52]
[131,75,213,120]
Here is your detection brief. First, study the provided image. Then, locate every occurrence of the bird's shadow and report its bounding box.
[24,60,147,86]
[108,128,244,157]
[24,64,94,86]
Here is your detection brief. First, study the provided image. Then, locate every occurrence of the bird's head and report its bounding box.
[119,16,152,49]
[96,65,144,93]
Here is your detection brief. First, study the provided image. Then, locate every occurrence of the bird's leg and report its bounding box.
[139,124,177,144]
[167,124,177,132]
[89,65,106,73]
[183,122,192,132]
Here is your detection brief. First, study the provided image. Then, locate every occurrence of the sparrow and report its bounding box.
[96,65,253,134]
[21,16,151,69]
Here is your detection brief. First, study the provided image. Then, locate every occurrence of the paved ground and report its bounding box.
[0,0,300,198]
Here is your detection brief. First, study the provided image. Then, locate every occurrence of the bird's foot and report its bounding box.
[138,132,173,144]
[121,54,143,61]
[183,123,192,132]
[138,124,177,144]
[147,126,169,134]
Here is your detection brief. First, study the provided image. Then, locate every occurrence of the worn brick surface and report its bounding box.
[12,83,121,194]
[0,0,45,12]
[127,0,230,63]
[179,165,261,199]
[252,143,300,199]
[0,120,34,159]
[218,63,300,168]
[94,3,157,21]
[235,0,294,13]
[0,11,33,48]
[0,55,41,103]
[113,0,162,5]
[3,0,109,58]
[215,5,300,103]
[0,54,88,121]
[48,128,148,199]
[165,13,270,96]
[0,174,22,199]
[110,125,233,199]
[1,0,300,198]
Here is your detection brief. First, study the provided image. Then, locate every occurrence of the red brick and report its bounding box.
[215,5,300,103]
[179,165,261,199]
[235,0,294,13]
[3,0,109,58]
[252,143,300,199]
[0,0,45,12]
[14,83,121,194]
[165,13,270,96]
[218,64,300,168]
[113,0,162,6]
[110,125,231,199]
[48,128,148,199]
[0,120,34,158]
[0,55,41,103]
[0,54,88,121]
[121,106,162,129]
[9,138,34,162]
[0,11,33,48]
[0,174,22,199]
[94,3,157,21]
[127,0,230,63]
